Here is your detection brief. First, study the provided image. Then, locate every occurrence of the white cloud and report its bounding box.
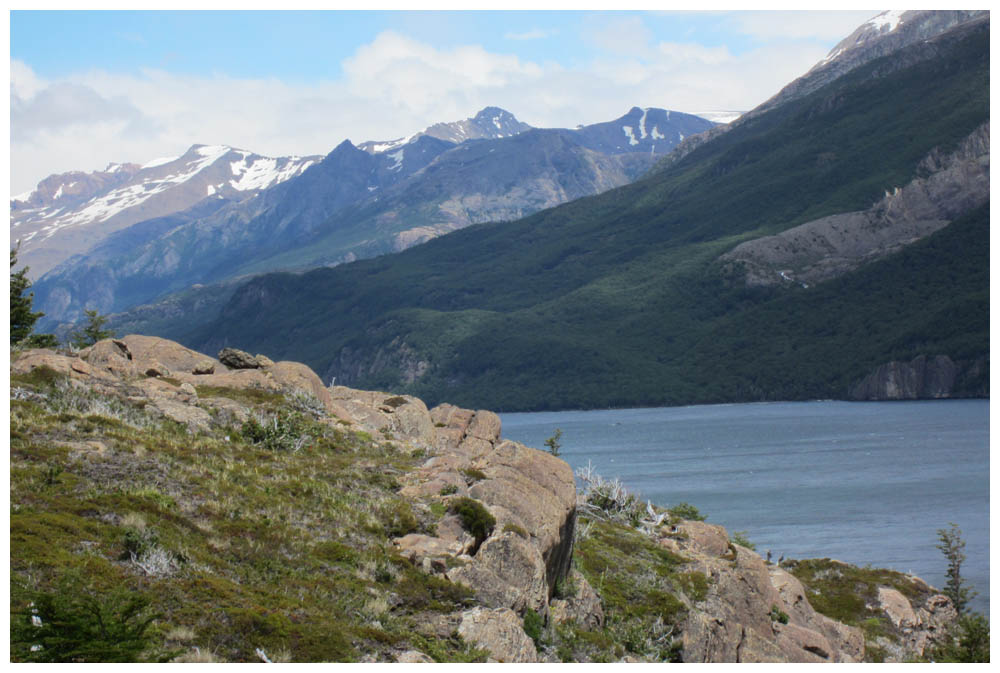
[728,10,878,42]
[9,24,840,195]
[504,28,554,41]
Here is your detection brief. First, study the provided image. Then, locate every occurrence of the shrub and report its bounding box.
[439,484,459,496]
[575,461,643,527]
[461,467,486,484]
[668,502,706,522]
[769,605,790,624]
[930,612,990,663]
[503,523,529,539]
[523,608,544,650]
[241,412,309,452]
[731,531,756,551]
[449,497,495,551]
[544,429,563,457]
[11,574,165,662]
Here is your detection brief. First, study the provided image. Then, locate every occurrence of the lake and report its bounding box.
[500,400,989,615]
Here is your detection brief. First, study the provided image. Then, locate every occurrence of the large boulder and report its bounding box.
[120,335,219,376]
[268,361,351,421]
[447,532,549,615]
[457,607,538,663]
[83,339,137,378]
[467,440,577,591]
[218,347,262,369]
[11,349,116,382]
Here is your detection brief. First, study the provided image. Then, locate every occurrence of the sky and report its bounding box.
[8,7,881,196]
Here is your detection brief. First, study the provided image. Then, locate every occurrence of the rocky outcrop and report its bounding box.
[10,334,961,663]
[392,403,578,621]
[721,122,989,288]
[457,607,539,663]
[218,347,264,369]
[849,354,988,400]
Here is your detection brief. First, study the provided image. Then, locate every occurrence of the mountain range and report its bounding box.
[14,10,990,412]
[20,106,714,327]
[101,9,988,412]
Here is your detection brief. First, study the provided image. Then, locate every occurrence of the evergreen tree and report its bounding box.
[936,523,976,615]
[10,247,57,347]
[69,309,114,348]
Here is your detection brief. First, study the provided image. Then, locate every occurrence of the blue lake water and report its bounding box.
[501,400,989,614]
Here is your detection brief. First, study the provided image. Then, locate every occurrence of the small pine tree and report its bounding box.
[544,428,563,456]
[11,247,44,344]
[10,246,57,347]
[936,523,976,615]
[70,309,114,348]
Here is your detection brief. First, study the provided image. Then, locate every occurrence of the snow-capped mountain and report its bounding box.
[570,107,715,156]
[11,145,320,278]
[358,106,532,154]
[749,9,988,120]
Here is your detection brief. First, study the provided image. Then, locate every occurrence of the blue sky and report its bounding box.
[10,9,879,194]
[12,11,780,80]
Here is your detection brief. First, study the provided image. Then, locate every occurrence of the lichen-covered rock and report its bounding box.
[670,520,732,557]
[268,361,352,421]
[12,349,117,382]
[468,440,577,590]
[147,398,212,433]
[143,361,171,378]
[447,532,549,614]
[394,533,465,565]
[218,347,261,369]
[549,569,604,630]
[879,586,919,628]
[457,607,538,663]
[768,566,864,662]
[467,410,501,443]
[83,339,137,378]
[395,650,434,663]
[120,335,220,375]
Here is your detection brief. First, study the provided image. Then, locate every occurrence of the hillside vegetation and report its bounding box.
[163,21,988,411]
[9,340,971,662]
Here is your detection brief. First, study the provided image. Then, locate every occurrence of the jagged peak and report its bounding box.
[472,106,517,121]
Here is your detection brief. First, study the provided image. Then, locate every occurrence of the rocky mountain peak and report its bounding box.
[750,10,988,120]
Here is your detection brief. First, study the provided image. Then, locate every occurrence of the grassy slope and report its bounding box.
[8,366,713,663]
[9,368,482,663]
[176,23,987,411]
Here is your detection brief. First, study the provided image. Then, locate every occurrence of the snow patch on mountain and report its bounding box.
[142,155,179,169]
[388,150,405,171]
[866,10,906,33]
[622,126,639,146]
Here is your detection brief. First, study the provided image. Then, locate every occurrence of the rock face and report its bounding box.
[457,607,539,663]
[657,522,866,663]
[721,122,989,288]
[390,401,579,628]
[849,354,988,400]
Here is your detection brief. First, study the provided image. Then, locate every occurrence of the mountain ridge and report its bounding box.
[29,106,713,327]
[144,13,989,412]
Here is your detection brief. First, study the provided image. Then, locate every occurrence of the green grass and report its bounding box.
[783,557,940,661]
[8,377,487,663]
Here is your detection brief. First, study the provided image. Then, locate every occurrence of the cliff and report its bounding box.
[849,354,988,401]
[10,337,962,662]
